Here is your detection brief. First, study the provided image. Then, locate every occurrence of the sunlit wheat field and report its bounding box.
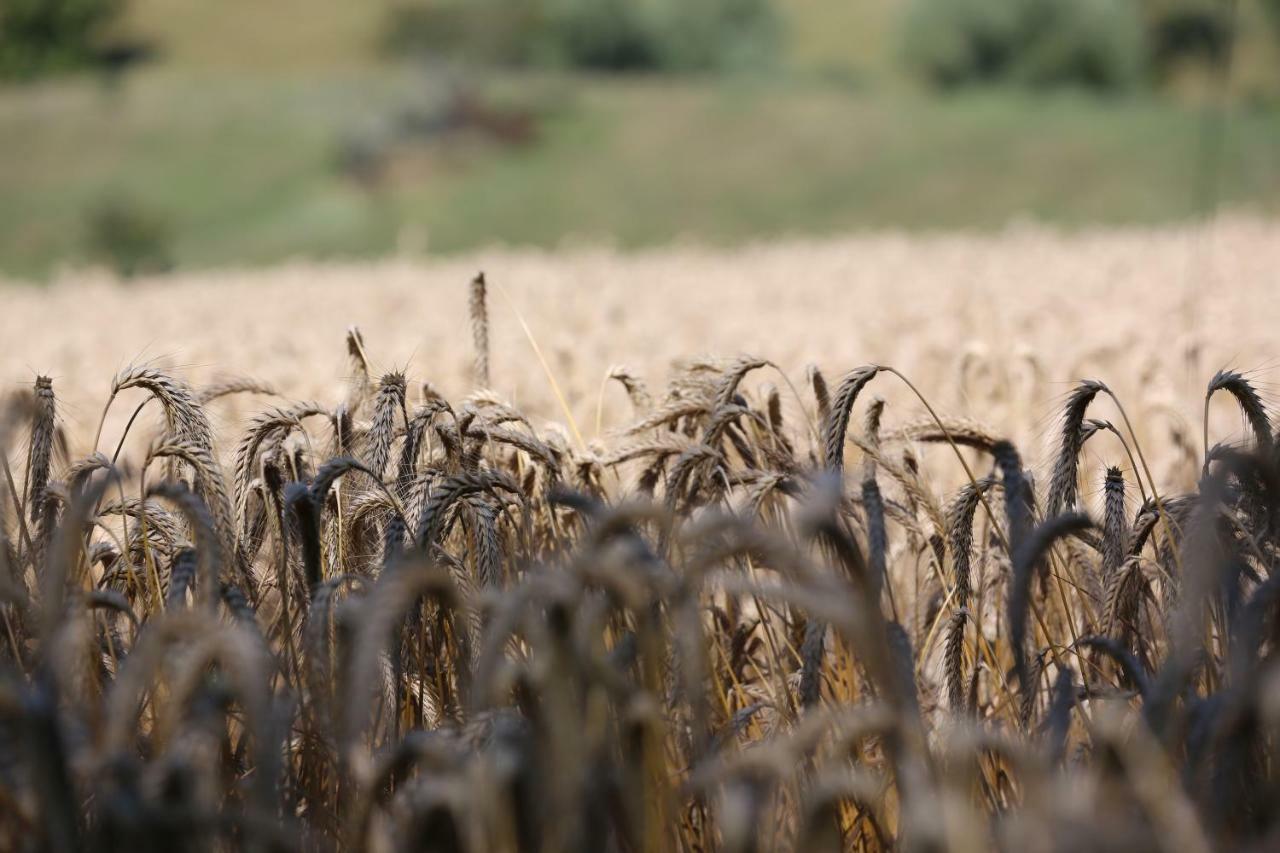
[3,217,1280,851]
[5,217,1278,461]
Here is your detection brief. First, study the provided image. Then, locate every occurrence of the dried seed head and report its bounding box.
[470,272,490,388]
[26,375,56,523]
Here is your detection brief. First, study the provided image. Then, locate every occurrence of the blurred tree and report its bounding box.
[0,0,126,79]
[85,197,173,278]
[900,0,1146,91]
[640,0,781,71]
[382,0,778,72]
[1144,0,1231,76]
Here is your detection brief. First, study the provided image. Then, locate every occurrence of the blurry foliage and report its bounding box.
[382,0,779,72]
[1144,0,1231,76]
[0,0,126,79]
[85,197,173,278]
[901,0,1280,96]
[900,0,1147,91]
[335,86,540,191]
[1143,0,1280,103]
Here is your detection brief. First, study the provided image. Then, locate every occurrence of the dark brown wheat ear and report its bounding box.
[1045,380,1106,517]
[943,607,968,714]
[364,372,407,479]
[807,364,830,427]
[25,375,55,524]
[945,475,996,606]
[1205,369,1272,458]
[470,271,490,388]
[1098,466,1128,629]
[822,365,880,472]
[345,325,372,414]
[110,364,216,453]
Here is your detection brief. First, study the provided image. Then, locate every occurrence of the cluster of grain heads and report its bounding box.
[1,283,1280,851]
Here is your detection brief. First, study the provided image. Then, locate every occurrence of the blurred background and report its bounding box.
[2,0,1278,281]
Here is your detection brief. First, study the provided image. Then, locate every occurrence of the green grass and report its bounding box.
[3,66,1280,279]
[2,0,1276,278]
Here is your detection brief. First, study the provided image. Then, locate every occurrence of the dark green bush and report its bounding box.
[900,0,1147,91]
[1143,0,1231,77]
[382,0,779,72]
[0,0,124,80]
[85,197,173,278]
[638,0,782,71]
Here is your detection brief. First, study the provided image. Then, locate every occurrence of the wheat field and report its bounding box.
[2,217,1280,851]
[5,216,1277,451]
